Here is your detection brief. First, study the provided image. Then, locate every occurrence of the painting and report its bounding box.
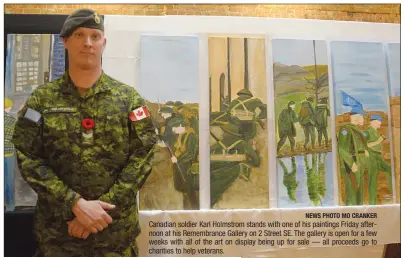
[273,39,334,208]
[385,43,400,203]
[5,34,66,209]
[209,36,268,209]
[331,41,394,206]
[138,35,200,210]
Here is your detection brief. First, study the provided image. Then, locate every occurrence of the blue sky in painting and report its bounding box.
[140,35,199,103]
[331,41,389,114]
[272,39,328,66]
[386,43,400,97]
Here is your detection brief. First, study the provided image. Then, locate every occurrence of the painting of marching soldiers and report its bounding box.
[209,36,268,209]
[138,35,200,210]
[331,41,394,206]
[272,39,334,208]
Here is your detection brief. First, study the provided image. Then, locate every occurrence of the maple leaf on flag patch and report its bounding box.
[129,106,150,121]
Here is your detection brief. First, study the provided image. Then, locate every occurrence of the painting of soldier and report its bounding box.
[5,34,65,209]
[331,41,394,205]
[273,39,334,208]
[138,35,200,210]
[385,43,400,203]
[209,36,268,209]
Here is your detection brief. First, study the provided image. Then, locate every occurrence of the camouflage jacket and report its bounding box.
[337,123,368,169]
[12,71,158,252]
[314,104,330,128]
[278,107,298,137]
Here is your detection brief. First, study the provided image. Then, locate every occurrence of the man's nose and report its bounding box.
[84,36,92,47]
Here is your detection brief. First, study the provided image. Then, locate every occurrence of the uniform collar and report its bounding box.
[60,71,111,97]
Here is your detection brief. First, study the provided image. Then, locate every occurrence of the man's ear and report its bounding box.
[62,37,68,49]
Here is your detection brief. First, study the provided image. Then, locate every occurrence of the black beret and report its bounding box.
[60,8,104,38]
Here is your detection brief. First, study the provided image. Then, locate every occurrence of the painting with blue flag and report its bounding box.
[337,91,369,206]
[331,40,395,205]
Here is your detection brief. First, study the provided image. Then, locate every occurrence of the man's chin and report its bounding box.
[77,62,96,70]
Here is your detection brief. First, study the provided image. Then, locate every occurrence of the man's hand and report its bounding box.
[171,156,178,163]
[157,140,166,147]
[72,198,115,233]
[67,218,91,240]
[365,150,369,157]
[351,162,358,173]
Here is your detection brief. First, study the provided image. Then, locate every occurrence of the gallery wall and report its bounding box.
[5,4,400,24]
[101,14,400,257]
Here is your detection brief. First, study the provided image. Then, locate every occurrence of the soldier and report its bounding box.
[277,101,299,153]
[364,115,392,205]
[337,105,369,206]
[176,105,199,133]
[168,116,199,210]
[210,123,260,207]
[172,101,184,112]
[11,9,158,256]
[314,97,330,147]
[299,96,316,150]
[228,89,267,143]
[157,106,175,146]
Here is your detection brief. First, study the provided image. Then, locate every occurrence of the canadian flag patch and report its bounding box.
[129,106,150,121]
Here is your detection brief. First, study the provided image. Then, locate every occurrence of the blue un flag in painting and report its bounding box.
[341,90,364,115]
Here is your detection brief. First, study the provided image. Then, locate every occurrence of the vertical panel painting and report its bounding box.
[5,34,66,210]
[385,43,400,203]
[138,35,200,210]
[273,39,334,208]
[209,37,268,209]
[331,41,394,206]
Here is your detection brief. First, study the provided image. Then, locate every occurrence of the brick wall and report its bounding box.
[4,4,400,23]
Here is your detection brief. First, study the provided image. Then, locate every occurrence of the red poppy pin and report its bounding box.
[82,118,95,130]
[81,118,95,146]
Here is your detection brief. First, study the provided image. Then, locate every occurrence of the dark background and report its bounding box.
[4,14,68,257]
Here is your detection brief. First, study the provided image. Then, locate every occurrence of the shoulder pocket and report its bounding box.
[131,117,158,147]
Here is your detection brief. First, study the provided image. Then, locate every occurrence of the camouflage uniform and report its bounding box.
[168,116,199,210]
[277,102,299,152]
[12,72,158,256]
[299,98,316,149]
[314,98,330,147]
[364,117,392,205]
[337,123,368,206]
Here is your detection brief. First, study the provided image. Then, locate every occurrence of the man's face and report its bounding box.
[370,120,382,128]
[289,104,295,110]
[172,125,186,134]
[351,114,364,125]
[63,27,106,70]
[161,112,172,119]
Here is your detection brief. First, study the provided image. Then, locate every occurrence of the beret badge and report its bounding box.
[94,12,101,24]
